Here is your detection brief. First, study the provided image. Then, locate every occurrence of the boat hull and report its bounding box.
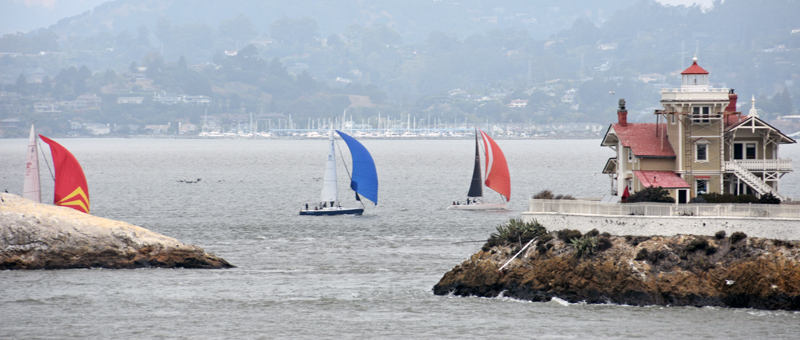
[299,207,364,216]
[447,202,508,211]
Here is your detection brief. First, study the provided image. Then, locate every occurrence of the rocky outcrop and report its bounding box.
[0,193,233,270]
[434,227,800,310]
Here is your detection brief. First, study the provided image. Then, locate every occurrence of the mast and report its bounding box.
[23,124,41,203]
[320,127,338,204]
[467,129,483,198]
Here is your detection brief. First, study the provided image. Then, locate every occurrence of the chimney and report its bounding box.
[725,89,738,112]
[617,98,628,127]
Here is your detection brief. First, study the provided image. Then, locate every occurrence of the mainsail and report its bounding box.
[467,130,483,198]
[336,130,378,205]
[320,128,338,203]
[39,135,90,213]
[23,124,41,203]
[479,130,510,202]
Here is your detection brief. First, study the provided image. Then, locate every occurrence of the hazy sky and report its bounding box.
[1,0,717,36]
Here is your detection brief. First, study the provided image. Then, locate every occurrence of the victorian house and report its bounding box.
[601,57,795,203]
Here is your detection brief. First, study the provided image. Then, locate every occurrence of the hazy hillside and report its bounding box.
[0,0,797,137]
[43,0,637,43]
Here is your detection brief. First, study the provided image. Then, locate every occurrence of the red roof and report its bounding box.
[633,171,690,189]
[681,60,709,75]
[612,123,675,157]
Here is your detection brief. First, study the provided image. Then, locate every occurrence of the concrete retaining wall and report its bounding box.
[521,212,800,240]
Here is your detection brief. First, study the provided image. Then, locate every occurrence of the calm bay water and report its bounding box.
[1,138,800,339]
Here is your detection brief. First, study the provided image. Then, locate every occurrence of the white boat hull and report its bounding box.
[447,202,507,211]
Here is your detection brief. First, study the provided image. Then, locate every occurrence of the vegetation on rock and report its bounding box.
[435,221,800,310]
[483,218,546,252]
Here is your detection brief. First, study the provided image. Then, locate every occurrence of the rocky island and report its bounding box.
[0,193,233,270]
[434,219,800,311]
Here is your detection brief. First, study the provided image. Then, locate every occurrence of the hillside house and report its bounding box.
[601,57,795,203]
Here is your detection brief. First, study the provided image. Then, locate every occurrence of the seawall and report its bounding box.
[522,212,800,241]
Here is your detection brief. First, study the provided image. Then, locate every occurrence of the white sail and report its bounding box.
[320,127,338,203]
[23,124,41,203]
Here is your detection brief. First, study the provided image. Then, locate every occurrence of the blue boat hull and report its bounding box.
[299,208,364,216]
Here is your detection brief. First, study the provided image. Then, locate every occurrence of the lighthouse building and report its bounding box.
[601,57,795,202]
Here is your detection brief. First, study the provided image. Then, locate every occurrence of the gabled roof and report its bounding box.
[633,171,690,189]
[602,123,675,158]
[681,60,709,75]
[726,115,796,144]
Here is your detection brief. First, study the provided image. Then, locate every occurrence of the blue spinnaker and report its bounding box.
[336,130,378,205]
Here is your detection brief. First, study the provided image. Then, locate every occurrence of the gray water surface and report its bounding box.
[1,138,799,339]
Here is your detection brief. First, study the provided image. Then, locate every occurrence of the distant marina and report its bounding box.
[196,125,605,139]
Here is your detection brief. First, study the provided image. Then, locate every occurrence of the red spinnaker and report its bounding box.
[479,130,510,202]
[39,135,90,213]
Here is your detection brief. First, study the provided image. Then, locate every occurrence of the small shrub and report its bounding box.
[714,230,726,240]
[625,186,675,203]
[601,232,611,238]
[685,238,709,252]
[701,193,737,203]
[705,245,718,255]
[596,236,613,252]
[736,195,759,204]
[773,239,794,248]
[635,248,649,261]
[759,192,781,204]
[649,249,669,264]
[533,190,554,199]
[625,236,648,246]
[586,229,600,237]
[553,194,576,200]
[730,232,748,244]
[689,196,708,204]
[571,235,598,258]
[538,234,554,244]
[557,229,582,243]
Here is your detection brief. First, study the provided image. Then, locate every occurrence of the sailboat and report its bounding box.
[300,128,378,215]
[448,129,510,210]
[23,124,41,203]
[22,124,91,214]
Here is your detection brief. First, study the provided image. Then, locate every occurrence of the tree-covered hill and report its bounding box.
[0,0,798,137]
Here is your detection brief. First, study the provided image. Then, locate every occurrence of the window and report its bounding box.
[746,143,756,159]
[696,143,707,161]
[696,179,708,195]
[733,143,743,160]
[670,113,676,124]
[627,148,633,162]
[692,106,710,123]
